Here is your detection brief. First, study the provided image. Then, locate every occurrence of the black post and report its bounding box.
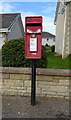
[31,59,36,106]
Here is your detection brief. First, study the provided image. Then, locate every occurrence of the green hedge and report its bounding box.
[51,45,55,53]
[2,38,47,68]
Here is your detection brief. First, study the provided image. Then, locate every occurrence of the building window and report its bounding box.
[47,38,49,41]
[53,39,55,41]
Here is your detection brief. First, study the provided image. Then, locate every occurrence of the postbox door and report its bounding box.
[25,34,42,59]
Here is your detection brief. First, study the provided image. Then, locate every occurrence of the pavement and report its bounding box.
[1,95,71,119]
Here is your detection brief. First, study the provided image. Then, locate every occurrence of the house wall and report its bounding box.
[69,3,71,54]
[61,2,71,58]
[68,2,71,54]
[0,67,70,99]
[42,37,55,46]
[0,33,7,48]
[55,3,65,54]
[8,19,23,41]
[0,33,3,48]
[42,38,47,46]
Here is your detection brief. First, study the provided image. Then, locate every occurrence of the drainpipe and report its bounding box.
[62,5,67,58]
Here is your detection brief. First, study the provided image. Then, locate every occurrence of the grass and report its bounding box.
[46,50,71,69]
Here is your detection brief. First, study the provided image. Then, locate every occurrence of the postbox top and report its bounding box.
[25,16,42,24]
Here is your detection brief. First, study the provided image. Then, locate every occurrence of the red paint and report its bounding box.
[25,16,42,59]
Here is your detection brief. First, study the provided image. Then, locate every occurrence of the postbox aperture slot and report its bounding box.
[26,23,42,26]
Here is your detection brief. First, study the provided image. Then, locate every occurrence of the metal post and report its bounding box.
[31,59,36,106]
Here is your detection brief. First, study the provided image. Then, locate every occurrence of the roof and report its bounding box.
[64,0,71,3]
[42,32,55,38]
[0,13,21,29]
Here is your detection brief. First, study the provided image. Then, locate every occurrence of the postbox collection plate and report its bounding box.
[30,38,37,52]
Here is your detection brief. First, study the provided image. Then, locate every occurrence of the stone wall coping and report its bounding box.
[0,67,71,76]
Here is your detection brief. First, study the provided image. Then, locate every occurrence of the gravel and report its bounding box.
[1,95,70,119]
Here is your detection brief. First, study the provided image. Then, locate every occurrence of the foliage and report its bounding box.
[51,45,55,53]
[54,53,62,57]
[2,39,47,68]
[68,54,71,58]
[2,38,70,69]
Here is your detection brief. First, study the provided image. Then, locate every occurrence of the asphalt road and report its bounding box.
[1,95,71,119]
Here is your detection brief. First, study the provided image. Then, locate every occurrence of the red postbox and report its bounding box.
[25,16,42,59]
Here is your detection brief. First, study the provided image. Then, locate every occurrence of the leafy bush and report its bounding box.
[68,54,71,58]
[2,38,47,68]
[51,45,55,53]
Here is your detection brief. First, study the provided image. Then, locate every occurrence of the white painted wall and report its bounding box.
[42,37,55,46]
[55,3,65,54]
[0,33,4,48]
[0,33,8,48]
